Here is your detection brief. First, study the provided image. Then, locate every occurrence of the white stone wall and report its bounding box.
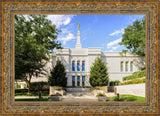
[115,84,145,97]
[31,48,145,87]
[102,53,145,82]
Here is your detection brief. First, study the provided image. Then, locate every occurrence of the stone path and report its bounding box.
[62,92,98,101]
[15,92,116,101]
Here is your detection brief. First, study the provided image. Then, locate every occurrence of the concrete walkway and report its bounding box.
[62,92,98,101]
[15,92,116,101]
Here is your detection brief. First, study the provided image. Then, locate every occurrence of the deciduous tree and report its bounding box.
[119,17,145,56]
[15,15,62,93]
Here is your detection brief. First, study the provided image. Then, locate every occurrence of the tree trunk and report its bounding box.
[25,74,32,94]
[27,81,31,94]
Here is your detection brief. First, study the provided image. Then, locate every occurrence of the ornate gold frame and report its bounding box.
[0,0,159,115]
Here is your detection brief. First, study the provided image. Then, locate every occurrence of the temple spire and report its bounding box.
[75,23,82,48]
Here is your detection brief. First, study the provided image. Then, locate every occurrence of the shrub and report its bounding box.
[111,96,126,101]
[30,81,49,92]
[50,93,62,96]
[96,92,106,97]
[123,70,145,81]
[109,80,120,86]
[91,87,101,91]
[15,89,28,93]
[15,84,21,89]
[120,78,145,85]
[82,86,91,88]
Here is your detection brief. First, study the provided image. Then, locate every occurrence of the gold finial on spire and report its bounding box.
[77,22,80,31]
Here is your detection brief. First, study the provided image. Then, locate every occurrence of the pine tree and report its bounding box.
[89,56,109,87]
[48,60,67,87]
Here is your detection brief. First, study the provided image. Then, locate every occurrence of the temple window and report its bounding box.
[77,61,80,71]
[120,61,123,72]
[72,61,75,71]
[130,61,133,72]
[77,76,80,86]
[125,61,128,72]
[72,76,75,87]
[82,61,85,71]
[82,76,85,86]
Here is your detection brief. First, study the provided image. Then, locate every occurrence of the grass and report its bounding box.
[15,98,48,101]
[15,91,49,96]
[109,94,145,102]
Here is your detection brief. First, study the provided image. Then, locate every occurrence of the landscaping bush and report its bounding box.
[96,92,106,97]
[15,84,21,89]
[120,78,145,85]
[111,96,126,101]
[50,93,62,96]
[109,80,120,86]
[123,70,145,81]
[15,89,28,93]
[91,87,101,91]
[30,81,49,92]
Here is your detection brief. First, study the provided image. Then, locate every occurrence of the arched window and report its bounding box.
[72,76,75,87]
[72,61,75,71]
[82,76,85,86]
[120,61,123,72]
[125,61,128,72]
[77,61,80,71]
[82,61,85,71]
[130,61,133,72]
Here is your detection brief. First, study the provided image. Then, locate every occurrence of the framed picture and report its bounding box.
[0,0,159,115]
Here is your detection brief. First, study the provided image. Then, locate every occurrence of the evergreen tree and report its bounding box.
[48,60,67,87]
[89,56,109,87]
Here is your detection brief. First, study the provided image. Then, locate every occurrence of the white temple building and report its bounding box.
[30,25,145,87]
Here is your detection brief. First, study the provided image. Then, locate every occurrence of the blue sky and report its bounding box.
[47,15,145,51]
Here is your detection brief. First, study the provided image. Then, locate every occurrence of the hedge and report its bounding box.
[109,80,120,86]
[120,78,145,85]
[15,89,28,93]
[123,70,145,81]
[30,81,49,92]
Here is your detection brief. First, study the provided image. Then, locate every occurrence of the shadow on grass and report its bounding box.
[15,98,48,101]
[109,94,145,102]
[15,91,49,96]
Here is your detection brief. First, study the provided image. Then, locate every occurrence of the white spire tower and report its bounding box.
[75,23,82,48]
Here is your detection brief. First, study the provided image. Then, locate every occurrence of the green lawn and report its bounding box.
[109,94,145,102]
[15,91,49,96]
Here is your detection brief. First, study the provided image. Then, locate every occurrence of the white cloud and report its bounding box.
[112,46,120,50]
[109,28,124,36]
[47,15,76,45]
[107,38,122,49]
[47,15,75,28]
[58,33,76,45]
[61,28,70,34]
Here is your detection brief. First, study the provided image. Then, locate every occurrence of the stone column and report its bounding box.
[75,60,77,71]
